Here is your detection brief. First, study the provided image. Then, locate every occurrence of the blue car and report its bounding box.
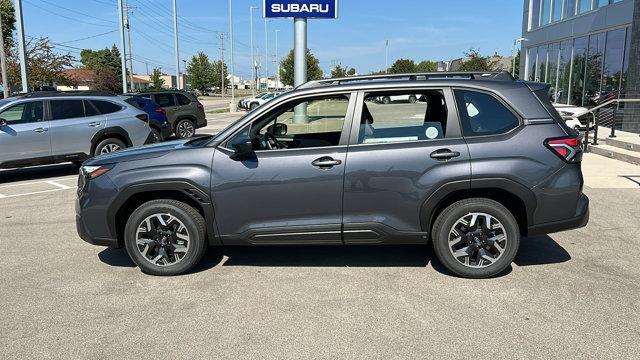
[121,95,171,142]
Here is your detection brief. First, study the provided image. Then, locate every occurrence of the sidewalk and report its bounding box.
[582,153,640,188]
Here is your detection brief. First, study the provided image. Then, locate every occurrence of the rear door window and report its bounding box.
[91,100,123,114]
[454,90,519,137]
[358,90,448,144]
[176,93,191,105]
[83,100,100,117]
[50,100,85,120]
[154,93,176,107]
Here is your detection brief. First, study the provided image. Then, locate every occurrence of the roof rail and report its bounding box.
[297,71,514,89]
[15,90,118,98]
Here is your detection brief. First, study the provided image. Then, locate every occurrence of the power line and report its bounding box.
[58,30,119,44]
[38,0,116,24]
[23,0,115,28]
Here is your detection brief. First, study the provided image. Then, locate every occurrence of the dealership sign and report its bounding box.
[263,0,338,19]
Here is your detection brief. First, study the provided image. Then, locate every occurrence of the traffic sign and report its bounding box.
[263,0,338,19]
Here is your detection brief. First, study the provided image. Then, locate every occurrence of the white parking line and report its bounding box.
[0,188,68,198]
[0,176,77,189]
[45,180,74,190]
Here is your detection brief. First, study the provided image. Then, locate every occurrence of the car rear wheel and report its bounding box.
[249,102,259,110]
[382,96,391,105]
[124,200,207,276]
[94,138,126,157]
[409,95,417,103]
[431,198,520,278]
[150,127,162,143]
[175,119,195,139]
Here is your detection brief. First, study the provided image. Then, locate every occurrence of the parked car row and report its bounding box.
[0,90,207,170]
[238,91,284,110]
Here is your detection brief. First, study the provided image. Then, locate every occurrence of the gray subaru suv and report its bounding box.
[0,91,152,169]
[76,72,589,278]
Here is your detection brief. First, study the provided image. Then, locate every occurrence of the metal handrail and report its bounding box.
[576,98,640,151]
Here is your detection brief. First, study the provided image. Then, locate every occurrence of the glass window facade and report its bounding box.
[530,0,541,29]
[525,26,631,105]
[552,0,563,21]
[531,0,624,28]
[541,0,552,25]
[578,0,592,13]
[564,0,577,18]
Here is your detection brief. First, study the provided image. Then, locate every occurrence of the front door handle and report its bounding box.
[34,127,48,133]
[430,149,460,161]
[88,122,101,127]
[312,156,342,168]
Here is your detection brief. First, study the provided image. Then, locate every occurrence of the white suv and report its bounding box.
[0,91,152,169]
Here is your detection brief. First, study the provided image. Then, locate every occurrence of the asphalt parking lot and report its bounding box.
[1,146,639,358]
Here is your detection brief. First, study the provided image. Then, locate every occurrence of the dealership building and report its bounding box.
[520,0,639,132]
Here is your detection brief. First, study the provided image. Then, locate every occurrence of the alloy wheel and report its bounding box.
[177,121,195,138]
[135,213,190,266]
[448,212,507,268]
[100,143,121,154]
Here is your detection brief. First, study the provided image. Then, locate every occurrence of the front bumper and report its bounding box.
[528,193,589,236]
[75,173,120,248]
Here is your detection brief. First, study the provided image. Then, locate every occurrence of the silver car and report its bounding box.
[0,91,152,169]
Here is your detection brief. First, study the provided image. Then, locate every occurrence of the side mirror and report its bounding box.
[0,118,6,127]
[230,139,254,161]
[268,123,288,136]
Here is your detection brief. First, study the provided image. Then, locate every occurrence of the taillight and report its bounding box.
[155,107,166,115]
[545,136,583,163]
[136,114,149,122]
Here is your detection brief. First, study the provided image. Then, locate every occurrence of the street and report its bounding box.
[1,149,639,359]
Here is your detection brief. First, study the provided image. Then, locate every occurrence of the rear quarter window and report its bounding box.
[91,100,123,114]
[454,90,520,137]
[176,93,191,105]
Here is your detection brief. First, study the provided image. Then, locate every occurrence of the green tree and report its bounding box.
[0,0,15,49]
[186,51,215,94]
[279,49,323,87]
[211,59,228,92]
[388,59,416,74]
[415,60,437,72]
[330,65,356,78]
[80,45,122,79]
[149,67,165,90]
[459,48,498,71]
[7,37,74,88]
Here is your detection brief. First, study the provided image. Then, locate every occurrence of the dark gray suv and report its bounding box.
[76,72,588,278]
[137,91,207,138]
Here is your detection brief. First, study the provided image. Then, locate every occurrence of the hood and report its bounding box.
[85,139,191,165]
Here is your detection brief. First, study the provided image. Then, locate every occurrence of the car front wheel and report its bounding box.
[124,200,207,276]
[431,198,520,278]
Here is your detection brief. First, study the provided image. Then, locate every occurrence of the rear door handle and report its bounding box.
[34,127,48,133]
[88,122,101,127]
[430,149,460,161]
[312,156,342,168]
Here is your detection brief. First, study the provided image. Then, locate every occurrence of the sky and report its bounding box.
[21,0,524,79]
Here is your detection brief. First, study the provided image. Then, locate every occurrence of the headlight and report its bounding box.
[81,165,113,179]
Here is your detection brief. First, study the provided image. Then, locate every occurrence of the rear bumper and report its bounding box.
[528,193,589,236]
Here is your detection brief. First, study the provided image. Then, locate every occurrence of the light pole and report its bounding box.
[15,0,28,92]
[264,18,268,89]
[249,6,258,97]
[513,37,526,79]
[275,29,280,88]
[385,39,389,73]
[172,0,180,90]
[117,0,127,93]
[228,0,236,111]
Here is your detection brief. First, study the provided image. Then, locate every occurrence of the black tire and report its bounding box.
[409,95,417,103]
[150,127,163,143]
[249,102,259,110]
[431,198,520,279]
[124,200,207,276]
[382,96,391,105]
[175,119,195,139]
[93,138,126,157]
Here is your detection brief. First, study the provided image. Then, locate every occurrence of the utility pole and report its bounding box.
[228,0,236,110]
[264,19,268,89]
[172,0,181,90]
[218,32,225,98]
[0,13,9,98]
[385,40,389,73]
[145,61,149,75]
[249,6,257,97]
[117,0,127,93]
[293,17,307,123]
[275,29,280,89]
[124,0,135,91]
[15,0,28,92]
